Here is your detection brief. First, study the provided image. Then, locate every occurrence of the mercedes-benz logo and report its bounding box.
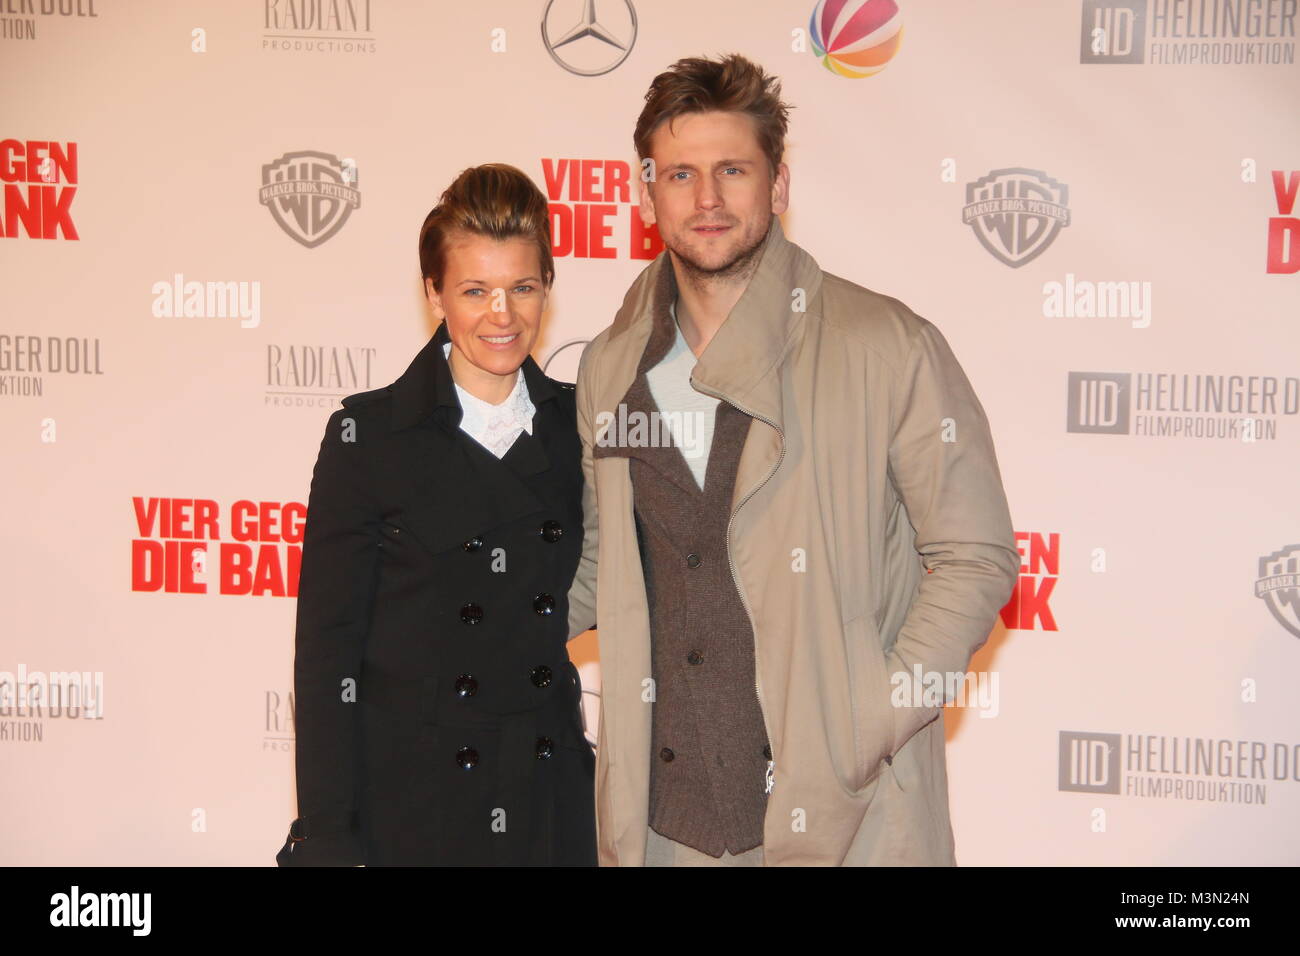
[541,338,590,378]
[541,0,637,77]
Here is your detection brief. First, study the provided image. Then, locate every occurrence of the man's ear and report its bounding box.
[424,277,445,320]
[638,180,657,227]
[771,162,791,216]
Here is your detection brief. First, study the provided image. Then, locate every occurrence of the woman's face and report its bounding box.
[425,231,548,402]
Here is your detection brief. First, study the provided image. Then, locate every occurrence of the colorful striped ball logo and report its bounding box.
[809,0,904,78]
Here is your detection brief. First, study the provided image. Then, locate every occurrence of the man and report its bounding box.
[566,54,1018,866]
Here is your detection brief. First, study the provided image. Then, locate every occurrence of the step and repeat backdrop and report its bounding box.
[2,0,1297,865]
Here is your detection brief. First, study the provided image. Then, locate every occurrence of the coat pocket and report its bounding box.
[841,611,896,796]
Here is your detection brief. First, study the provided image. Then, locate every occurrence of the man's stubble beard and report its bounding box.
[666,209,772,291]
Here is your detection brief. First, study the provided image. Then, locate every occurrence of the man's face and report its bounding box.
[639,110,789,281]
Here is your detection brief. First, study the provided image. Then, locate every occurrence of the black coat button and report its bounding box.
[533,593,556,616]
[687,650,704,665]
[659,747,675,762]
[454,675,478,698]
[686,552,702,568]
[455,746,479,770]
[763,744,772,760]
[530,665,553,688]
[462,536,483,552]
[535,736,554,759]
[460,603,483,625]
[539,520,563,543]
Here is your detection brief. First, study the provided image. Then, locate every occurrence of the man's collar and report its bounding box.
[607,215,823,427]
[390,320,558,432]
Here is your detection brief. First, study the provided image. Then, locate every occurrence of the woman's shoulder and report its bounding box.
[540,375,576,420]
[315,385,394,450]
[340,385,393,410]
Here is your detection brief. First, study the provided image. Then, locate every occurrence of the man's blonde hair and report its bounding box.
[633,53,792,181]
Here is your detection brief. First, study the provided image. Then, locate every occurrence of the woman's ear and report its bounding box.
[424,277,445,321]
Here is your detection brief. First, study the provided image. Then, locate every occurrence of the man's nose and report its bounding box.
[695,179,722,209]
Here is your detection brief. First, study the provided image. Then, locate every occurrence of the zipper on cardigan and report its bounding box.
[694,378,786,797]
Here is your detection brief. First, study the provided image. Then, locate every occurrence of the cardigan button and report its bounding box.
[459,603,483,625]
[685,552,702,568]
[533,593,556,616]
[535,736,554,759]
[539,520,564,543]
[884,754,893,766]
[530,665,553,688]
[454,675,478,698]
[462,535,484,552]
[659,747,675,762]
[455,746,479,770]
[686,650,704,665]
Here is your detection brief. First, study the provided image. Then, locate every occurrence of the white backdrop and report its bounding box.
[2,0,1297,865]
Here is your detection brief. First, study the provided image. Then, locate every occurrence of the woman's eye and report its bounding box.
[513,285,535,295]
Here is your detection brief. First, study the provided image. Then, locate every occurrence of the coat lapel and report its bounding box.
[384,322,557,556]
[592,216,823,516]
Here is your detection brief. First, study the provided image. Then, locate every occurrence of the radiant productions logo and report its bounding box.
[1255,544,1300,639]
[1059,730,1299,804]
[1080,0,1296,65]
[1066,370,1299,439]
[264,688,295,751]
[261,0,376,53]
[541,0,636,76]
[259,150,361,248]
[808,0,904,77]
[265,344,377,409]
[962,168,1071,268]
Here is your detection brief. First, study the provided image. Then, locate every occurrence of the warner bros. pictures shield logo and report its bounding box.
[259,151,361,248]
[962,168,1071,268]
[1256,544,1300,639]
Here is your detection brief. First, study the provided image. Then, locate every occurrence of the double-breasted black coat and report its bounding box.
[276,321,596,866]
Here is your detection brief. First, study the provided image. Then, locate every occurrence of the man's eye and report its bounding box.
[464,288,485,296]
[723,167,741,175]
[670,171,689,181]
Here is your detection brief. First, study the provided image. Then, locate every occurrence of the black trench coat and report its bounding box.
[276,321,596,866]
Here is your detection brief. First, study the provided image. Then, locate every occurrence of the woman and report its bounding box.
[276,164,595,866]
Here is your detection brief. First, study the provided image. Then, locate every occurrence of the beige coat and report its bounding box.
[566,217,1018,865]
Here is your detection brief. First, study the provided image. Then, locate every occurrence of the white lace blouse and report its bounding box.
[442,342,536,459]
